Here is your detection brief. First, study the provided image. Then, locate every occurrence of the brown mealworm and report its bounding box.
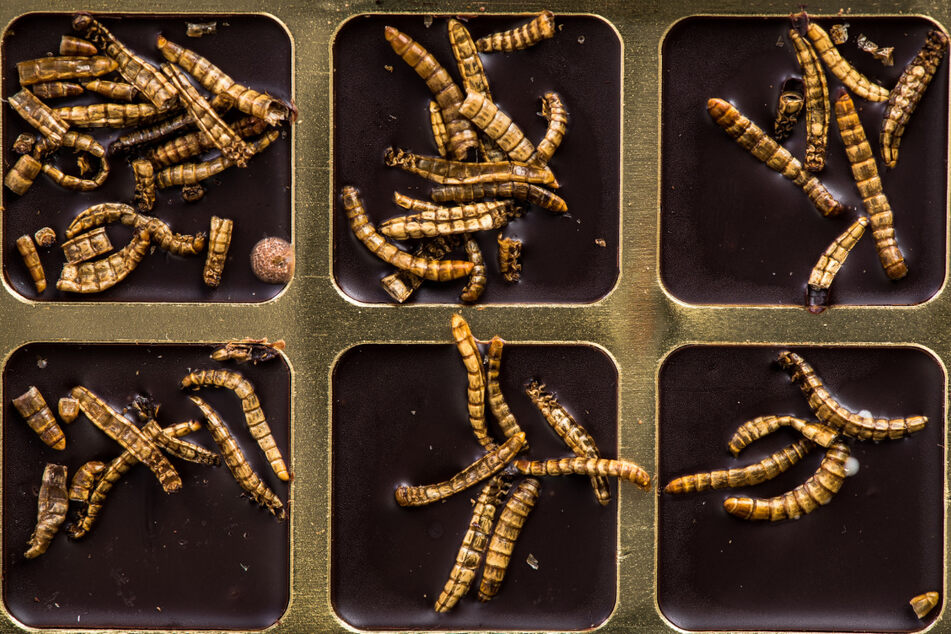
[497,234,522,283]
[31,82,84,99]
[451,313,493,448]
[25,464,69,558]
[68,461,106,503]
[52,103,166,128]
[141,420,220,466]
[35,132,109,191]
[530,92,568,166]
[13,133,36,155]
[429,100,450,157]
[60,35,97,56]
[788,29,829,171]
[384,147,558,187]
[58,397,80,423]
[806,216,868,312]
[449,18,493,102]
[13,386,64,450]
[514,457,651,490]
[855,34,894,66]
[132,159,156,211]
[9,89,70,149]
[727,415,839,455]
[66,202,141,238]
[805,21,889,102]
[15,235,47,293]
[211,338,286,364]
[155,130,279,187]
[57,227,151,293]
[664,439,814,494]
[34,227,56,248]
[431,181,568,213]
[459,92,536,163]
[5,155,43,195]
[186,22,217,38]
[83,79,138,101]
[475,11,556,53]
[910,591,940,619]
[61,227,114,264]
[379,236,460,302]
[108,94,232,154]
[772,77,804,141]
[17,55,116,85]
[477,478,541,601]
[486,337,525,444]
[379,199,513,240]
[460,235,487,303]
[146,116,268,167]
[203,216,233,287]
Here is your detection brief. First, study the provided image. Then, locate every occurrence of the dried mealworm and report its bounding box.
[910,592,940,619]
[707,98,845,216]
[385,147,557,187]
[380,236,459,302]
[146,116,268,167]
[68,461,106,503]
[530,92,568,166]
[525,381,611,505]
[773,78,804,141]
[155,36,294,125]
[60,35,97,56]
[431,181,568,213]
[805,21,889,102]
[61,227,114,264]
[727,414,839,455]
[429,100,450,157]
[155,129,279,187]
[82,79,138,101]
[142,216,207,255]
[383,26,477,160]
[72,13,179,111]
[52,103,166,128]
[477,478,541,601]
[459,92,536,162]
[486,337,525,444]
[475,11,556,53]
[17,56,116,86]
[460,235,487,303]
[180,368,288,481]
[9,89,70,149]
[58,397,80,423]
[56,227,150,293]
[13,133,35,155]
[497,234,522,283]
[395,432,526,507]
[514,458,651,490]
[108,94,232,153]
[788,28,830,171]
[34,227,57,248]
[452,313,492,448]
[203,216,233,287]
[829,24,849,45]
[25,464,68,558]
[342,185,474,281]
[35,132,110,191]
[211,338,286,364]
[807,216,868,312]
[379,200,513,240]
[15,235,46,293]
[186,22,217,38]
[65,202,143,238]
[881,30,948,168]
[187,396,285,518]
[181,183,206,202]
[833,90,906,279]
[664,439,814,494]
[141,420,220,466]
[31,82,84,100]
[777,350,927,441]
[449,19,493,101]
[723,442,850,521]
[131,159,156,211]
[855,34,894,66]
[13,386,64,450]
[4,155,43,195]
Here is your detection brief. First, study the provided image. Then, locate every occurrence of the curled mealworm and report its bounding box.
[664,439,814,494]
[385,147,558,187]
[61,227,113,264]
[788,29,829,171]
[475,11,556,53]
[57,227,152,293]
[17,55,116,85]
[203,216,233,287]
[15,235,46,293]
[68,461,106,503]
[83,79,138,101]
[530,92,568,166]
[431,181,568,213]
[460,234,487,303]
[477,478,541,601]
[806,216,868,312]
[379,236,460,302]
[34,132,109,191]
[804,20,889,102]
[25,464,69,558]
[451,313,492,448]
[13,133,35,155]
[66,202,141,238]
[13,386,64,450]
[485,337,525,444]
[31,81,84,99]
[514,457,651,490]
[727,415,839,455]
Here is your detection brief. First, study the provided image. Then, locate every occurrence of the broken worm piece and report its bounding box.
[910,591,940,619]
[856,34,894,66]
[429,101,450,157]
[530,92,568,166]
[728,414,839,455]
[13,386,64,450]
[17,55,116,86]
[431,181,567,213]
[31,81,84,100]
[664,439,814,494]
[61,227,113,264]
[497,234,522,282]
[788,29,830,171]
[60,35,98,56]
[804,20,889,101]
[16,235,46,293]
[203,216,233,288]
[132,159,156,212]
[384,147,558,187]
[486,337,525,445]
[25,464,69,558]
[211,338,286,364]
[477,478,541,601]
[459,92,536,162]
[379,236,460,302]
[460,234,487,303]
[9,89,70,149]
[475,11,556,53]
[57,227,151,293]
[807,216,868,313]
[451,314,492,448]
[773,77,804,141]
[5,155,43,195]
[514,457,651,490]
[58,397,80,423]
[68,461,106,503]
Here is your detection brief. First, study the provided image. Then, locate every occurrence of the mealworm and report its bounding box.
[25,464,69,558]
[777,350,927,441]
[56,227,150,293]
[395,432,526,507]
[342,185,474,282]
[146,116,268,167]
[451,313,492,448]
[707,98,845,216]
[384,26,477,160]
[459,92,536,162]
[664,439,814,494]
[723,442,850,521]
[773,78,804,141]
[13,133,35,155]
[31,82,84,100]
[449,18,492,100]
[833,90,906,279]
[155,130,279,187]
[17,55,116,86]
[881,30,948,168]
[727,415,839,455]
[807,216,869,312]
[52,103,166,128]
[108,94,232,154]
[129,159,156,212]
[525,381,611,505]
[910,591,940,619]
[60,35,97,56]
[72,13,179,111]
[460,235,487,303]
[431,181,568,213]
[380,236,460,302]
[434,475,505,613]
[477,478,541,601]
[82,79,138,101]
[497,234,522,283]
[203,216,233,287]
[66,202,143,238]
[804,20,889,102]
[186,22,217,38]
[187,396,285,518]
[58,397,80,423]
[141,420,220,466]
[529,92,568,166]
[514,457,651,490]
[379,200,513,240]
[856,34,894,66]
[385,147,557,187]
[35,132,110,191]
[475,11,556,53]
[486,337,525,444]
[13,386,64,450]
[180,368,288,481]
[61,227,114,264]
[788,29,830,171]
[9,89,70,149]
[211,338,286,364]
[68,461,106,503]
[15,235,47,293]
[429,100,449,157]
[4,155,42,195]
[155,36,294,125]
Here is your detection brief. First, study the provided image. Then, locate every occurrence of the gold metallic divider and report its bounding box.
[0,1,947,633]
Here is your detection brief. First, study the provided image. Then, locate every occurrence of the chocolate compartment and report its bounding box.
[332,14,621,304]
[1,13,292,302]
[657,345,944,631]
[2,343,290,628]
[331,342,620,629]
[660,17,948,306]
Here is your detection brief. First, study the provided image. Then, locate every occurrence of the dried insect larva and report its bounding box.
[777,350,928,441]
[5,155,43,195]
[33,227,56,248]
[342,185,473,282]
[83,79,139,101]
[910,591,940,619]
[881,30,948,169]
[182,183,206,202]
[475,10,556,53]
[448,19,493,101]
[57,227,151,293]
[379,200,513,240]
[13,133,35,155]
[395,432,526,507]
[61,227,113,264]
[434,476,505,613]
[514,457,651,490]
[211,338,286,364]
[17,56,117,86]
[478,478,541,601]
[385,147,557,187]
[15,235,47,293]
[383,26,477,160]
[525,381,611,504]
[773,78,804,141]
[486,337,525,445]
[25,464,69,558]
[66,202,142,238]
[723,442,850,521]
[34,132,110,192]
[429,100,450,157]
[30,82,84,100]
[459,92,536,162]
[186,21,217,38]
[13,386,64,450]
[58,397,80,423]
[180,368,289,481]
[807,216,869,312]
[856,34,894,66]
[393,191,445,214]
[108,94,232,154]
[52,102,166,128]
[833,91,906,279]
[9,89,70,149]
[380,236,459,302]
[497,234,522,283]
[203,216,233,287]
[60,35,98,56]
[787,29,829,171]
[451,313,492,448]
[727,415,839,454]
[146,116,268,167]
[707,98,845,216]
[68,461,106,503]
[155,36,294,126]
[460,235,487,303]
[530,92,568,166]
[431,181,568,213]
[155,129,279,187]
[141,420,220,466]
[187,396,285,518]
[664,439,814,494]
[131,159,156,212]
[829,23,849,45]
[804,21,889,102]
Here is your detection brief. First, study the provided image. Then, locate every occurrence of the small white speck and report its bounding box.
[845,457,860,477]
[858,409,872,418]
[239,563,249,572]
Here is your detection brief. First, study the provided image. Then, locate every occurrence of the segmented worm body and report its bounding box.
[664,439,814,494]
[109,94,232,153]
[807,216,868,312]
[83,79,138,101]
[57,227,151,293]
[132,159,155,211]
[788,29,829,171]
[25,464,69,558]
[142,420,220,466]
[31,82,84,99]
[155,130,279,187]
[514,458,651,490]
[9,89,70,148]
[5,155,42,195]
[66,202,141,238]
[53,103,165,128]
[68,461,106,502]
[17,55,116,85]
[728,415,839,455]
[58,397,80,423]
[478,478,541,601]
[530,92,568,165]
[379,199,513,240]
[12,386,64,450]
[61,227,113,264]
[460,235,487,303]
[15,235,46,293]
[486,337,524,443]
[773,77,804,141]
[203,216,233,287]
[60,35,97,56]
[497,235,522,282]
[910,591,940,619]
[449,19,492,101]
[475,11,556,53]
[431,181,567,213]
[379,236,460,302]
[451,314,492,448]
[429,101,449,157]
[211,338,286,364]
[146,116,268,167]
[805,21,889,102]
[384,147,557,187]
[459,92,536,162]
[37,132,109,191]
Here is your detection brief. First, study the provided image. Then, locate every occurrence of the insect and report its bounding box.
[66,202,143,237]
[12,386,64,450]
[83,79,139,101]
[451,313,493,448]
[131,159,156,211]
[52,102,165,128]
[788,28,831,171]
[806,216,868,312]
[379,200,513,240]
[434,476,506,613]
[772,78,804,141]
[804,20,889,102]
[203,216,233,287]
[497,234,522,283]
[155,129,279,187]
[477,478,541,601]
[910,591,940,619]
[342,185,474,282]
[4,155,43,195]
[211,338,286,364]
[187,396,285,518]
[33,132,110,191]
[431,181,568,213]
[459,92,536,163]
[30,81,84,99]
[475,11,556,53]
[833,90,906,279]
[395,431,526,507]
[143,216,206,255]
[72,13,179,111]
[727,414,839,455]
[57,397,80,423]
[880,30,948,168]
[485,337,525,444]
[664,439,814,494]
[181,183,206,202]
[385,147,557,187]
[179,368,289,481]
[9,89,70,149]
[142,420,220,466]
[379,236,460,302]
[829,23,849,45]
[186,22,217,38]
[25,464,69,558]
[723,442,850,521]
[707,98,845,217]
[70,386,182,493]
[57,227,151,293]
[61,227,114,264]
[525,381,611,504]
[13,133,35,155]
[15,235,47,293]
[146,116,268,167]
[429,101,450,157]
[17,55,116,85]
[459,235,487,303]
[60,35,97,56]
[513,457,652,490]
[108,93,232,154]
[777,350,927,441]
[530,92,568,166]
[855,34,894,66]
[68,461,106,503]
[448,18,493,102]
